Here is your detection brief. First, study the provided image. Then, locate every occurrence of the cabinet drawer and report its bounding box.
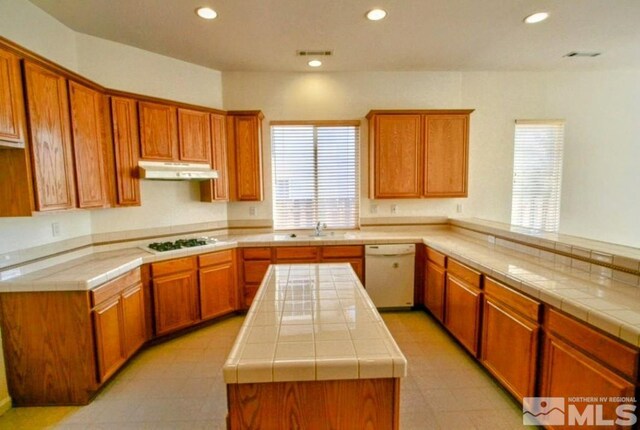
[243,247,272,260]
[321,246,363,259]
[275,246,318,261]
[151,256,196,277]
[244,260,271,284]
[426,248,446,267]
[448,259,481,289]
[546,308,639,381]
[91,268,141,307]
[199,249,234,267]
[484,277,540,322]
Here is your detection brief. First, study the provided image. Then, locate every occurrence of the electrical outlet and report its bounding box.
[370,204,378,214]
[51,222,61,237]
[391,204,398,214]
[456,204,463,213]
[249,206,256,216]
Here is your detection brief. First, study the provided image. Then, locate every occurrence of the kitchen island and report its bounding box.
[222,263,407,429]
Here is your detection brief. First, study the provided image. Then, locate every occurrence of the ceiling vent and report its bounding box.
[297,50,333,57]
[564,51,602,58]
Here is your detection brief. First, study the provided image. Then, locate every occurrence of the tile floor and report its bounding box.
[0,311,533,429]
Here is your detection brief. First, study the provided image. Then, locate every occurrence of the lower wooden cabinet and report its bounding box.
[153,270,199,336]
[199,250,237,320]
[424,260,446,322]
[480,279,540,401]
[444,274,482,356]
[121,283,147,357]
[93,297,126,382]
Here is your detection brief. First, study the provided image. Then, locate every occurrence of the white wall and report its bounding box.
[221,71,547,224]
[223,70,640,247]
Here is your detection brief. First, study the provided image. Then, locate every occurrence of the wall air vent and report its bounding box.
[296,50,333,57]
[564,51,602,58]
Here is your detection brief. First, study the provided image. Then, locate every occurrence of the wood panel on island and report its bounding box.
[367,109,473,199]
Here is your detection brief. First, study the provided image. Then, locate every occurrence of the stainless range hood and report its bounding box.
[138,161,218,181]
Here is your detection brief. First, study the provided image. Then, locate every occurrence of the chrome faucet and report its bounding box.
[314,221,327,237]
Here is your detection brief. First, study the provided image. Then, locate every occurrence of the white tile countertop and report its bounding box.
[222,263,408,384]
[1,226,640,347]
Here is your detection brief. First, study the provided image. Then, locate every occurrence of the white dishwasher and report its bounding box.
[365,244,415,309]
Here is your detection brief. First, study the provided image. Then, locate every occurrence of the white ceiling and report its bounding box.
[28,0,640,72]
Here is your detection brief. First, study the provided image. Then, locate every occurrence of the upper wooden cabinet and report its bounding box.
[367,110,473,199]
[227,111,264,201]
[23,61,77,211]
[200,113,229,202]
[138,101,178,161]
[177,108,211,163]
[68,81,109,208]
[110,96,141,206]
[0,47,26,148]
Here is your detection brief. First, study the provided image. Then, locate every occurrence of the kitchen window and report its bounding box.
[271,121,360,230]
[511,120,565,232]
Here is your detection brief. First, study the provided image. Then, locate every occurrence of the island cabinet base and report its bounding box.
[227,378,401,430]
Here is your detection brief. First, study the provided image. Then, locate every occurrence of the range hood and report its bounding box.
[138,161,218,181]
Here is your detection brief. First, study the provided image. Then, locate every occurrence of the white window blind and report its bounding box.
[271,122,360,230]
[511,120,565,232]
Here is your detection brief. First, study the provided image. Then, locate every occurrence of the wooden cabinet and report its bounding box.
[91,268,146,383]
[275,246,319,262]
[242,247,272,308]
[0,47,26,147]
[68,81,109,208]
[227,111,264,201]
[367,110,473,199]
[480,278,540,401]
[177,108,211,163]
[152,257,199,336]
[321,246,365,282]
[198,250,238,320]
[24,61,76,211]
[138,101,178,161]
[370,114,423,198]
[200,113,229,202]
[93,296,125,382]
[444,259,482,356]
[110,96,140,206]
[424,259,446,322]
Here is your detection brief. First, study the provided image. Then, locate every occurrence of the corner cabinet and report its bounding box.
[227,111,264,201]
[367,110,473,199]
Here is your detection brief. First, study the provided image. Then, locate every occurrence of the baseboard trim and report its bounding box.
[0,395,12,416]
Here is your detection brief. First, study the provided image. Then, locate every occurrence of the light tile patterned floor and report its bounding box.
[0,312,531,429]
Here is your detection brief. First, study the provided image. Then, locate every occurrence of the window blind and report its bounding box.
[271,123,360,230]
[511,120,565,232]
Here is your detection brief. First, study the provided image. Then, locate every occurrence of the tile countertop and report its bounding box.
[2,229,640,347]
[222,263,408,384]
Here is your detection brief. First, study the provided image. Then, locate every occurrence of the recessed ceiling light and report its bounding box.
[366,9,387,21]
[523,12,549,24]
[308,60,322,67]
[196,7,218,20]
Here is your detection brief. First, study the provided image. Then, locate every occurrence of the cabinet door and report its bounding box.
[372,114,422,198]
[201,113,229,202]
[178,108,211,163]
[231,114,263,201]
[199,261,237,320]
[481,298,538,401]
[153,271,199,336]
[138,101,178,160]
[424,115,468,197]
[424,260,446,322]
[444,274,482,356]
[243,260,271,284]
[121,283,146,358]
[0,47,26,146]
[540,336,635,429]
[110,96,140,206]
[93,297,125,383]
[68,81,108,208]
[24,61,76,211]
